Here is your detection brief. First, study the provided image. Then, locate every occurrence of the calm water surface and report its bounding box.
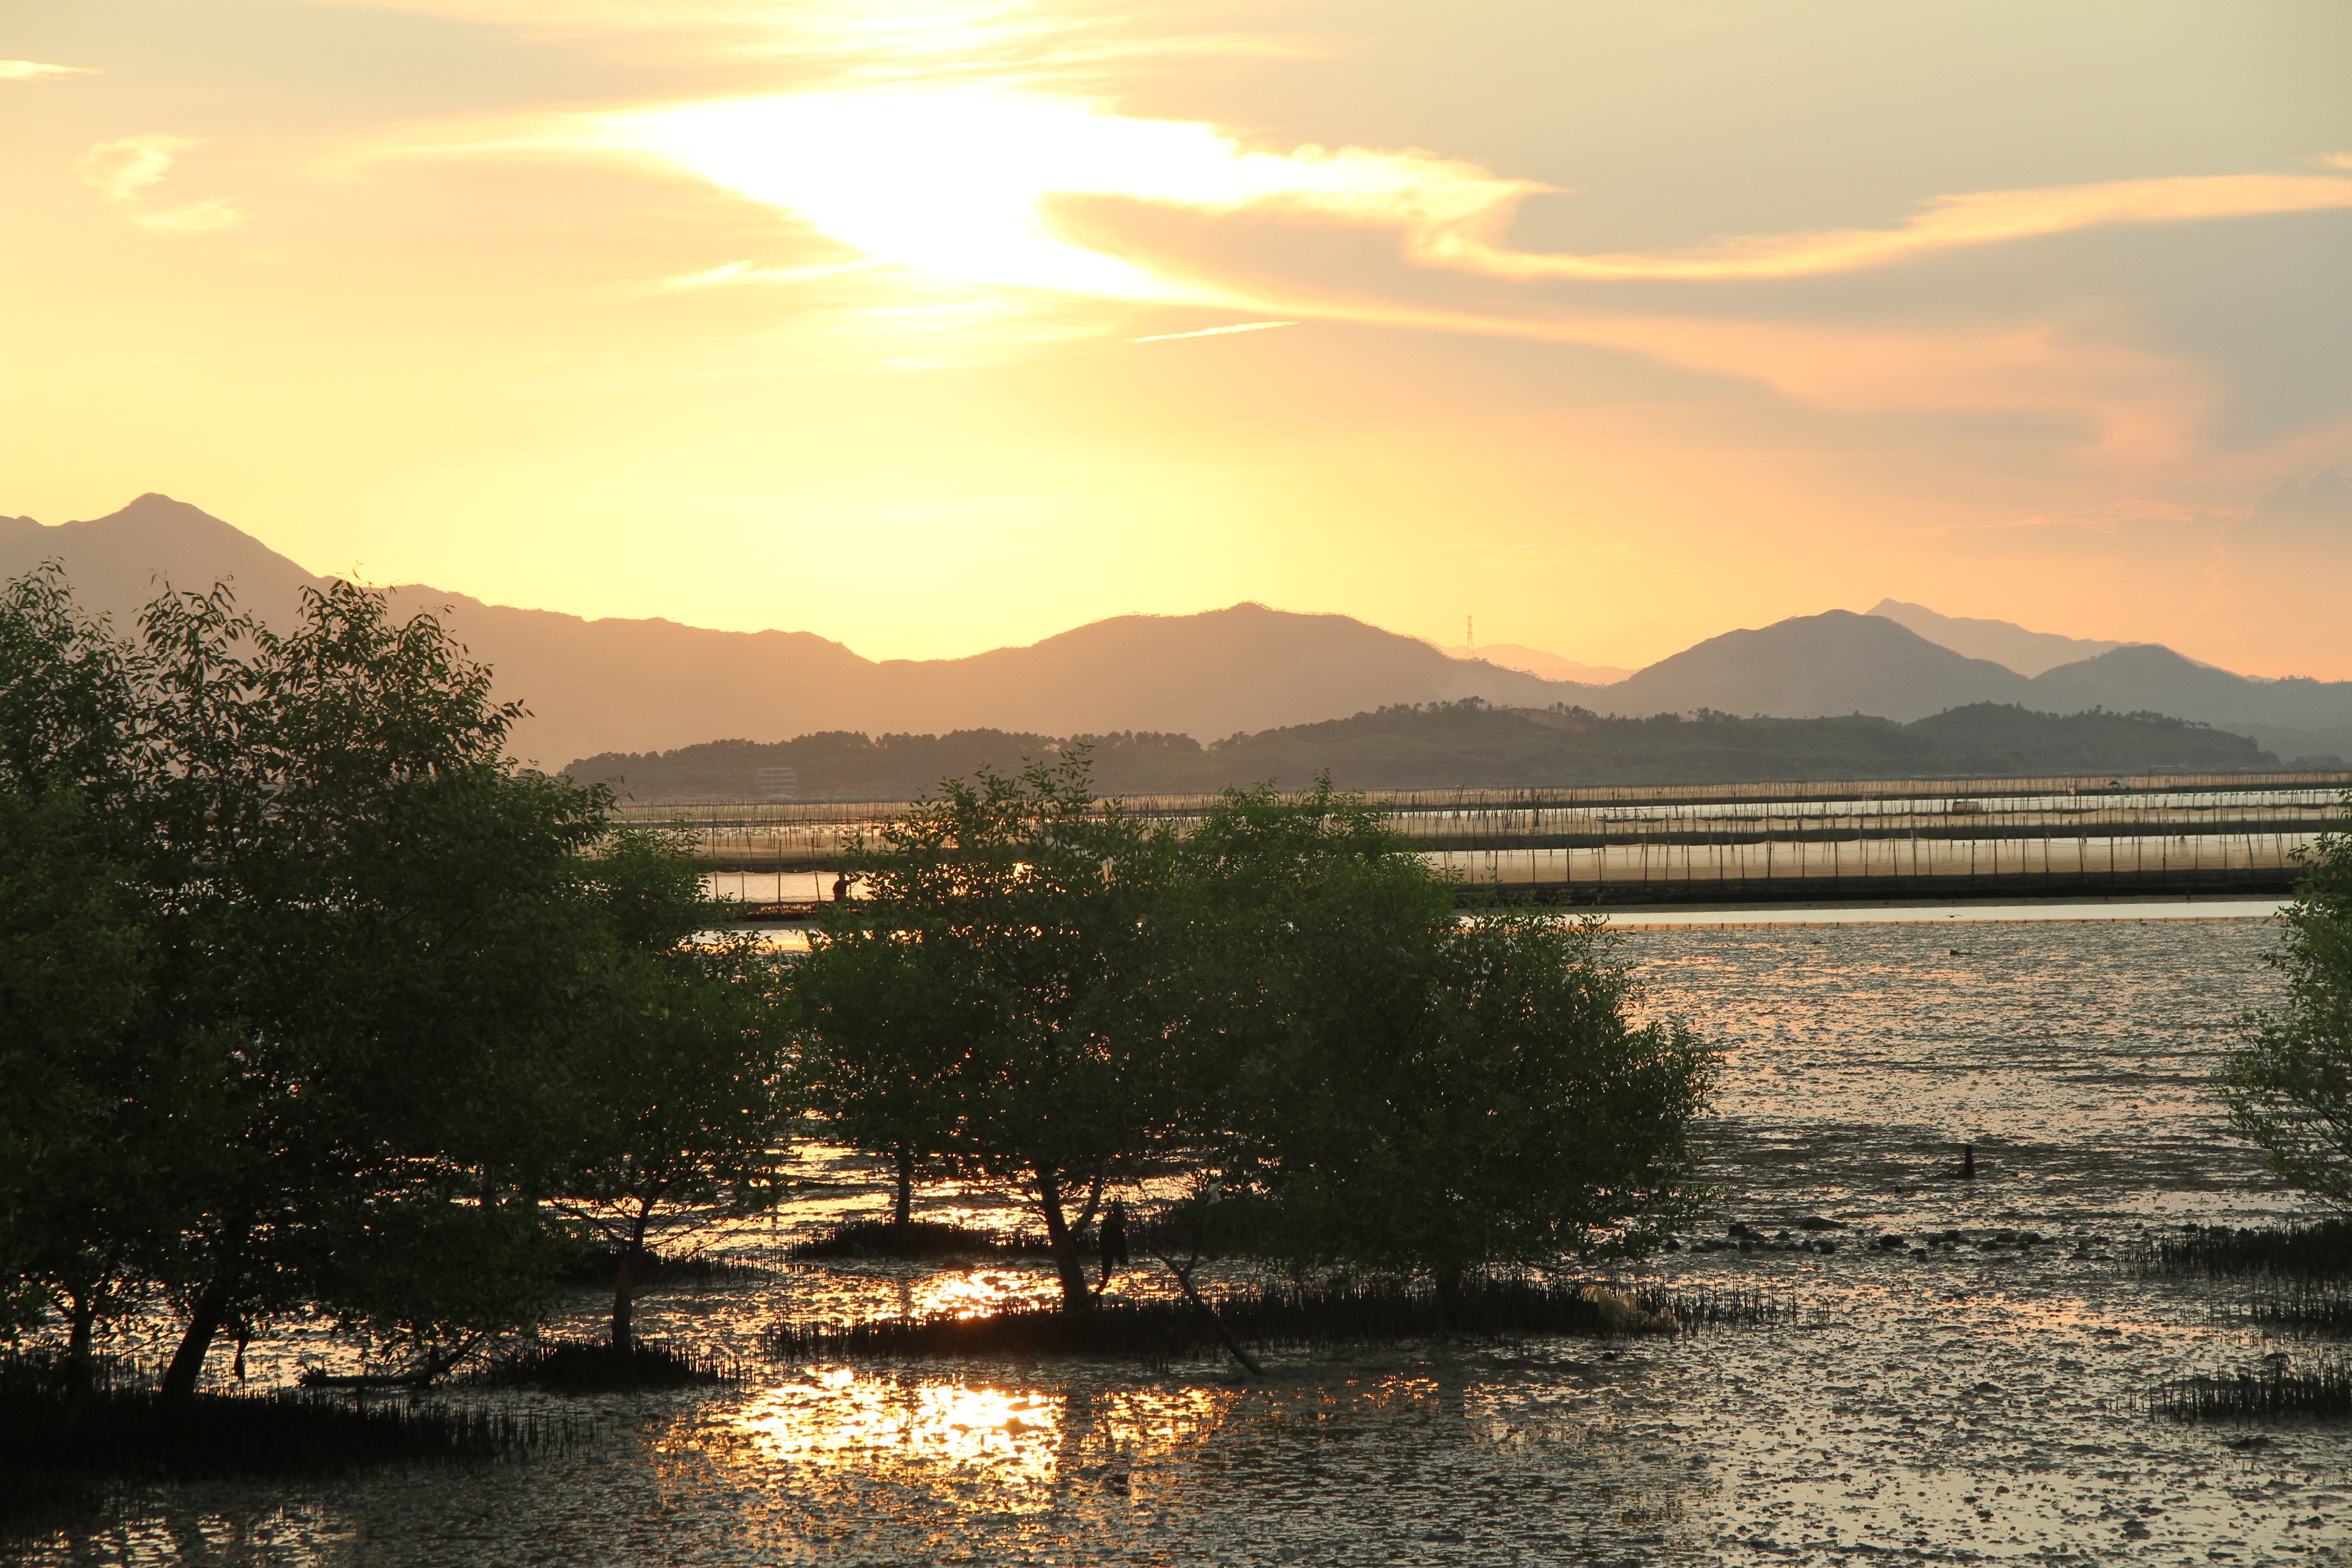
[17,915,2352,1568]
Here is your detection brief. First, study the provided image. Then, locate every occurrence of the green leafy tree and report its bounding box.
[235,760,627,1371]
[0,565,145,811]
[0,793,156,1342]
[1189,783,1716,1318]
[797,767,1713,1318]
[794,753,1203,1311]
[0,573,237,1409]
[0,565,669,1398]
[2223,800,2352,1200]
[790,911,978,1227]
[124,580,617,1397]
[549,830,798,1351]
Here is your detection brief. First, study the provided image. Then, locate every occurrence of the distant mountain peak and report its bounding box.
[1436,641,1632,685]
[1592,608,2028,722]
[1867,598,2123,677]
[6,494,329,631]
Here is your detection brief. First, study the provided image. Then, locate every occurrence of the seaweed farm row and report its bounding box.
[709,830,2313,911]
[643,769,2347,906]
[1427,827,2313,901]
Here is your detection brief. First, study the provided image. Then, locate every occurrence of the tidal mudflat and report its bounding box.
[13,915,2351,1568]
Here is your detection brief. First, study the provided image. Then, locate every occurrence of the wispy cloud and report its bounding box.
[1,59,96,81]
[609,87,2352,309]
[133,199,244,234]
[76,135,199,200]
[346,18,2350,470]
[74,134,242,233]
[1132,320,1293,343]
[1438,173,2352,281]
[647,258,880,293]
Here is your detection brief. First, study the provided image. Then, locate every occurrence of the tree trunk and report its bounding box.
[611,1208,650,1352]
[63,1288,98,1433]
[162,1218,251,1405]
[161,1271,236,1404]
[1035,1172,1093,1312]
[1155,1253,1264,1377]
[893,1146,914,1228]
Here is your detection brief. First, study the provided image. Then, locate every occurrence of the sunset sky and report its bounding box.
[5,1,2349,675]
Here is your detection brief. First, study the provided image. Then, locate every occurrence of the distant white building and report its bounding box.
[755,766,798,801]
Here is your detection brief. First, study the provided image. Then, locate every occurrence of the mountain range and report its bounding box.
[7,494,2351,771]
[574,703,2278,801]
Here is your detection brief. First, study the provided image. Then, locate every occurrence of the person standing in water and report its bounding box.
[1098,1199,1130,1289]
[832,871,852,902]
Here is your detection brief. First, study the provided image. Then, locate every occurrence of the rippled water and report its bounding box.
[18,914,2352,1567]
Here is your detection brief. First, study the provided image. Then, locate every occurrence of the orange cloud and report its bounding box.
[1564,315,2212,470]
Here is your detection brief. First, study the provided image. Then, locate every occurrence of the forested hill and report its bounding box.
[564,701,2284,802]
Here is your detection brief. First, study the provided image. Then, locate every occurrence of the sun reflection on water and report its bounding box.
[911,1269,1060,1319]
[745,1371,1060,1479]
[690,1367,1229,1514]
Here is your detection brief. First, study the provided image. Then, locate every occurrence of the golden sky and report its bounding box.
[5,0,2350,674]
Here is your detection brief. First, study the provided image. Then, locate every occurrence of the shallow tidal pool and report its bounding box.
[15,914,2352,1567]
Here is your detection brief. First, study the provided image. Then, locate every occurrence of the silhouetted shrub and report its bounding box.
[789,1205,1278,1264]
[788,1220,1019,1261]
[0,1348,571,1517]
[475,1338,740,1392]
[767,1274,1788,1363]
[558,1243,776,1289]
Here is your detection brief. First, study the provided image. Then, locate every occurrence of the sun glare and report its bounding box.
[609,86,1531,304]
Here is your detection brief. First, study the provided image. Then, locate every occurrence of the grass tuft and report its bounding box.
[2136,1220,2352,1280]
[2242,1280,2352,1337]
[2151,1357,2352,1423]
